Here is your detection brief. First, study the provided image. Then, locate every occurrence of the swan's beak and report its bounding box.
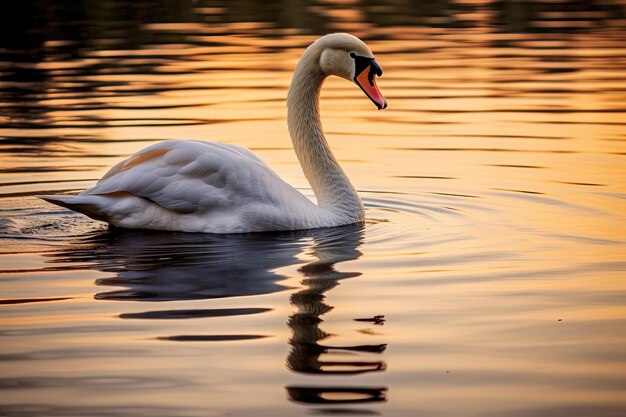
[354,58,387,110]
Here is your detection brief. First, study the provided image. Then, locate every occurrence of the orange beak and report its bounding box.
[355,67,387,110]
[352,55,387,110]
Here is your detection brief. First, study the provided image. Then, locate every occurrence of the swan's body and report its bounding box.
[41,33,387,233]
[45,140,347,233]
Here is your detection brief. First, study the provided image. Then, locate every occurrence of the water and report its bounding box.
[1,1,626,416]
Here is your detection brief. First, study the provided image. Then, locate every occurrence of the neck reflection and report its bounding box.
[286,225,388,406]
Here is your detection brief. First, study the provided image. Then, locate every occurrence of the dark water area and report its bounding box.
[1,1,626,416]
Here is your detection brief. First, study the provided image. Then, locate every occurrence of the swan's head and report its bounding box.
[316,33,387,110]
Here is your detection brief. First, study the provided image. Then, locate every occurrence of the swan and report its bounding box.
[40,33,387,233]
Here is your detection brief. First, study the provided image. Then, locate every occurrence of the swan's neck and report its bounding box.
[287,47,364,223]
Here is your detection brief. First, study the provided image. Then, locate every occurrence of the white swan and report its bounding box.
[40,33,387,233]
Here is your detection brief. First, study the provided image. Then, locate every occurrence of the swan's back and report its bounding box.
[42,140,335,233]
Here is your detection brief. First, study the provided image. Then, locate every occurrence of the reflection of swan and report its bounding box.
[46,228,329,302]
[285,225,388,406]
[40,33,387,233]
[45,225,368,305]
[287,226,386,375]
[46,225,387,406]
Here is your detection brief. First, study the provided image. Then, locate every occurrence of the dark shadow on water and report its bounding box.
[44,224,388,411]
[119,307,272,320]
[44,225,374,310]
[46,226,328,302]
[157,334,269,342]
[283,226,389,409]
[286,249,388,375]
[286,386,387,404]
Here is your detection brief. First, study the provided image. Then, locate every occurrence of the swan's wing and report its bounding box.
[83,140,310,215]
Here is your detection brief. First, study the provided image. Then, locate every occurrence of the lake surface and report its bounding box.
[1,1,625,416]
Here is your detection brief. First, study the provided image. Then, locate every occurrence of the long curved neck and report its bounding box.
[287,46,364,222]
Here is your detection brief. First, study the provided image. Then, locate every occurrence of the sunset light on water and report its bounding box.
[1,1,625,416]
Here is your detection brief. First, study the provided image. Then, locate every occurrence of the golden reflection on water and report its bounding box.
[1,1,626,416]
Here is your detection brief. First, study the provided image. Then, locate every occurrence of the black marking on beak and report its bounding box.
[350,52,387,110]
[350,52,383,80]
